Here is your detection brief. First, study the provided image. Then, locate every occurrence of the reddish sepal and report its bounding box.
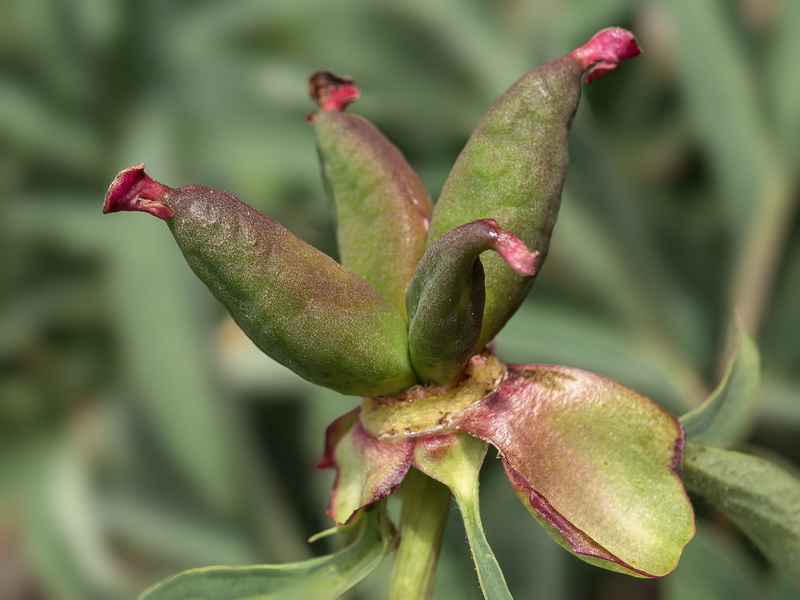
[452,364,694,577]
[320,409,414,525]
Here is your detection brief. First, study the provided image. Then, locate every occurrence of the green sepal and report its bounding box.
[320,410,414,526]
[683,444,800,591]
[138,504,397,600]
[680,317,761,447]
[313,106,432,319]
[406,219,537,386]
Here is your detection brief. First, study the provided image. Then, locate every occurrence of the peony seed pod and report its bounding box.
[310,70,433,319]
[103,164,419,397]
[427,28,641,349]
[406,219,537,386]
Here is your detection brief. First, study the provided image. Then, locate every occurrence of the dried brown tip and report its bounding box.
[308,70,360,111]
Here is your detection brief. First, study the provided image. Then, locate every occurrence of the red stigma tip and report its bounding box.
[571,28,641,84]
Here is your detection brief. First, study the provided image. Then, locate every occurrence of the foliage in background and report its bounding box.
[2,0,799,598]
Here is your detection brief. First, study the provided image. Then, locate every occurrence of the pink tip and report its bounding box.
[103,163,174,220]
[571,27,641,84]
[308,70,360,112]
[482,219,539,276]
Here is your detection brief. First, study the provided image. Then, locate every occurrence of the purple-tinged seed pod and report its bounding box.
[310,71,433,319]
[406,219,537,386]
[104,164,419,397]
[427,28,641,350]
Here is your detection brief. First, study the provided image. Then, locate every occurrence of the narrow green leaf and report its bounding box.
[139,505,396,600]
[683,444,800,591]
[681,318,760,447]
[660,0,778,233]
[106,218,243,515]
[661,0,792,331]
[664,524,760,600]
[767,0,800,164]
[25,437,127,600]
[413,433,513,600]
[0,79,101,173]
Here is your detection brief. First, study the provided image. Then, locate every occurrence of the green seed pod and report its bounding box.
[427,28,640,349]
[103,164,419,397]
[310,71,433,319]
[407,219,537,386]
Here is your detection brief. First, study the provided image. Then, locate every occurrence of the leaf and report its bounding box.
[139,505,396,600]
[661,0,792,331]
[99,493,259,567]
[660,0,778,233]
[105,217,243,515]
[664,524,760,600]
[24,437,128,600]
[766,0,800,164]
[454,364,695,577]
[0,79,101,173]
[680,317,760,447]
[683,444,800,591]
[413,433,513,600]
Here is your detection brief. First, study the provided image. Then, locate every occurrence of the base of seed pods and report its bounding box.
[321,354,694,578]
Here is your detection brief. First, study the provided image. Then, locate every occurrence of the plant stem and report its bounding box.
[388,468,452,600]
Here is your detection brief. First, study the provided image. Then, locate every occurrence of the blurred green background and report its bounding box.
[2,0,799,598]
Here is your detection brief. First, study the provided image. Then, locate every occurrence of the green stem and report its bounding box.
[388,469,452,600]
